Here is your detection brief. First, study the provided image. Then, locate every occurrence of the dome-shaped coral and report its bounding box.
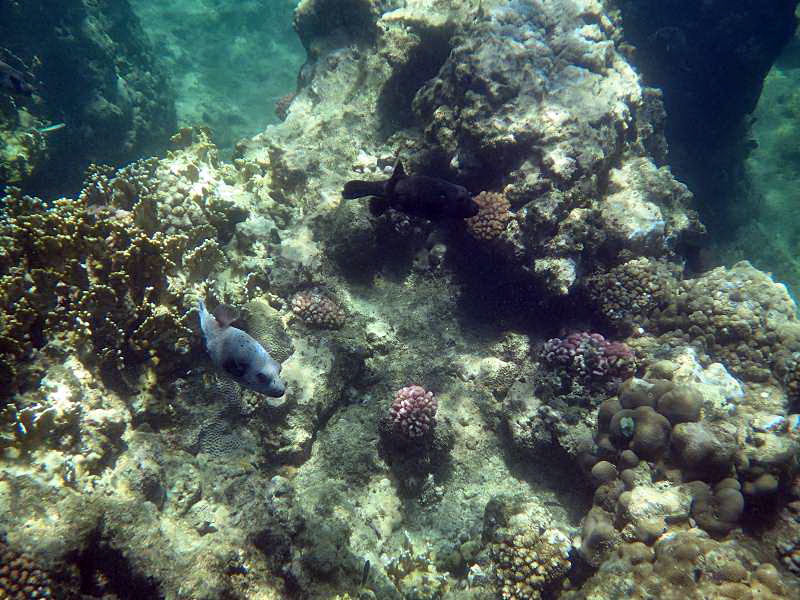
[466,191,513,241]
[291,289,346,329]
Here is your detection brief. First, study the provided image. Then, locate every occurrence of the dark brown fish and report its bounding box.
[342,161,478,220]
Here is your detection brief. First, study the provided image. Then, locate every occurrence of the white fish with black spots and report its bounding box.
[198,300,286,397]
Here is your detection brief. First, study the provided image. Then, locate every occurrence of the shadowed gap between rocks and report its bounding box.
[377,25,454,137]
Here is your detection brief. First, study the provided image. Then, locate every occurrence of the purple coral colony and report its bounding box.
[389,385,438,438]
[2,1,800,600]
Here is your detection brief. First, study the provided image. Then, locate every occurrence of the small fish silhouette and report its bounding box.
[343,161,479,220]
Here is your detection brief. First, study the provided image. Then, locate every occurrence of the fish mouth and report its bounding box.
[265,381,286,397]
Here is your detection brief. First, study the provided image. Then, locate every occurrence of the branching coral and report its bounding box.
[0,132,251,395]
[0,187,194,394]
[389,385,437,438]
[492,528,571,600]
[584,257,680,331]
[0,538,56,600]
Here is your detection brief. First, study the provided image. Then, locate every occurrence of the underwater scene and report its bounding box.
[2,0,800,598]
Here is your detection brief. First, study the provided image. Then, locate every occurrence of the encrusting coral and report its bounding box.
[563,529,794,600]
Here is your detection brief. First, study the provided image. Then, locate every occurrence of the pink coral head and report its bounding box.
[389,385,437,438]
[542,331,636,383]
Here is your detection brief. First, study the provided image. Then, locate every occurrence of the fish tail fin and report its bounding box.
[342,179,385,199]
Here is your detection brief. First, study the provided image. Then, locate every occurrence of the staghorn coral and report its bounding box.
[389,385,437,438]
[291,289,346,330]
[492,528,571,600]
[466,191,513,241]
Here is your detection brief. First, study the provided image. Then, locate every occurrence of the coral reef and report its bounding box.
[388,385,437,439]
[291,289,346,330]
[0,539,56,600]
[2,2,800,600]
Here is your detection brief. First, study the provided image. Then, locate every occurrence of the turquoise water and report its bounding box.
[1,2,800,599]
